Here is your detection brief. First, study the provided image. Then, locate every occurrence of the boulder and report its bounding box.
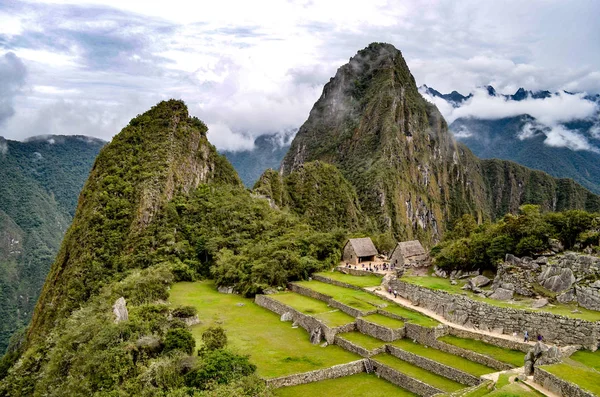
[280,312,293,322]
[218,286,234,294]
[524,342,561,375]
[505,254,521,265]
[470,275,491,288]
[575,285,600,311]
[549,239,564,253]
[531,298,548,309]
[489,288,514,301]
[113,297,128,323]
[538,266,575,293]
[556,289,576,304]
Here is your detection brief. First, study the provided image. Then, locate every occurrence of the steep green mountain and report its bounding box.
[1,100,341,396]
[450,116,600,195]
[222,131,293,187]
[270,43,600,245]
[0,135,104,354]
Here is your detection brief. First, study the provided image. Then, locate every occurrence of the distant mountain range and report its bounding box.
[421,85,600,194]
[0,135,104,353]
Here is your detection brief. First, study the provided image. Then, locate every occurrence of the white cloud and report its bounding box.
[207,123,255,152]
[452,125,472,139]
[545,125,599,153]
[0,141,7,155]
[517,122,539,140]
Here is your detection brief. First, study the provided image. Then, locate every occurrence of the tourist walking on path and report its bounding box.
[537,333,543,342]
[524,330,529,342]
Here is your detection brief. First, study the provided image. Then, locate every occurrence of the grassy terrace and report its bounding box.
[362,313,405,328]
[391,339,495,377]
[570,349,600,371]
[170,281,360,378]
[438,335,525,367]
[274,373,417,397]
[269,292,355,327]
[381,304,440,328]
[373,354,465,392]
[542,362,600,395]
[314,271,383,288]
[337,331,386,350]
[294,280,387,311]
[402,275,600,322]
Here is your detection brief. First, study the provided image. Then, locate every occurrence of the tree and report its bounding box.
[164,328,196,355]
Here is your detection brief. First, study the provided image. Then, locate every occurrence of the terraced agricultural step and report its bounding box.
[335,331,387,357]
[269,292,355,327]
[437,335,525,368]
[372,354,466,397]
[357,314,406,342]
[389,339,495,386]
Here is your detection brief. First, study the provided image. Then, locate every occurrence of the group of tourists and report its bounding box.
[343,262,395,273]
[517,330,543,343]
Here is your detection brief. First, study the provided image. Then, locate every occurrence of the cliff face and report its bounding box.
[27,100,241,344]
[275,43,600,244]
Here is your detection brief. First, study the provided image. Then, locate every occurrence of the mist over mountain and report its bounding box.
[421,85,600,193]
[221,130,295,188]
[0,135,104,353]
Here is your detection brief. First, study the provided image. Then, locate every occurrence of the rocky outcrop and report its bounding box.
[113,297,128,323]
[489,287,514,301]
[538,266,575,293]
[524,342,561,376]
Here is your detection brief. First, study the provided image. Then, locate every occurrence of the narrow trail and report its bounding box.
[365,286,538,346]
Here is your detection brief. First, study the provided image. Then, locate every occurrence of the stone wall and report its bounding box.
[333,335,386,358]
[266,360,367,388]
[387,345,481,386]
[405,323,447,346]
[255,295,355,344]
[355,317,405,342]
[289,282,378,317]
[335,266,380,277]
[534,367,595,397]
[288,283,332,303]
[428,339,512,371]
[313,273,361,290]
[371,359,442,397]
[448,327,530,353]
[390,279,600,349]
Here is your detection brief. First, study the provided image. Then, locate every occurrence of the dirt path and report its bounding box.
[366,286,537,346]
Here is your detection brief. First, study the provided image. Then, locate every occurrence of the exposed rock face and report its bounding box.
[280,312,293,322]
[269,43,600,245]
[218,286,234,294]
[531,298,549,309]
[113,297,128,323]
[310,327,322,344]
[524,342,562,376]
[538,266,575,293]
[489,287,514,301]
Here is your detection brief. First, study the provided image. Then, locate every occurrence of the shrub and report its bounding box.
[185,349,256,389]
[172,306,197,318]
[201,326,227,352]
[164,328,196,355]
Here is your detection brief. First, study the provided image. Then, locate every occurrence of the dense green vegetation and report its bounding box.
[0,101,346,396]
[0,135,104,353]
[432,205,600,271]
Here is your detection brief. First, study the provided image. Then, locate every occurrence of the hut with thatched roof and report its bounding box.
[389,240,430,268]
[342,237,378,265]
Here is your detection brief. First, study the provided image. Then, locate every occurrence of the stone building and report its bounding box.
[342,237,378,265]
[389,240,430,268]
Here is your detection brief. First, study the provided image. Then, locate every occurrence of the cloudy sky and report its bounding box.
[1,0,599,151]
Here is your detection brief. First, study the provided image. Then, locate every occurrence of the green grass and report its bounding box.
[495,373,511,389]
[401,275,600,322]
[486,382,545,397]
[269,292,355,327]
[391,339,495,376]
[362,313,405,329]
[274,373,417,396]
[170,281,360,378]
[337,332,386,350]
[373,354,465,392]
[314,271,383,288]
[380,304,440,328]
[438,335,524,367]
[570,349,600,371]
[295,280,388,311]
[543,362,600,395]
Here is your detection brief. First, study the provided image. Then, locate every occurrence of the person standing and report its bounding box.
[524,330,529,342]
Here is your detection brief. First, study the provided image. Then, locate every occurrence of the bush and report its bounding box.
[164,328,196,355]
[172,306,197,318]
[185,349,256,389]
[201,326,227,352]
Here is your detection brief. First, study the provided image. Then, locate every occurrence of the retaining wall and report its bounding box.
[534,367,595,397]
[448,327,530,353]
[387,345,481,386]
[356,317,405,342]
[371,359,442,397]
[428,340,512,371]
[254,295,355,344]
[288,283,333,303]
[313,274,362,291]
[405,323,447,346]
[391,279,600,349]
[333,335,386,358]
[289,282,377,317]
[265,360,367,388]
[335,266,382,277]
